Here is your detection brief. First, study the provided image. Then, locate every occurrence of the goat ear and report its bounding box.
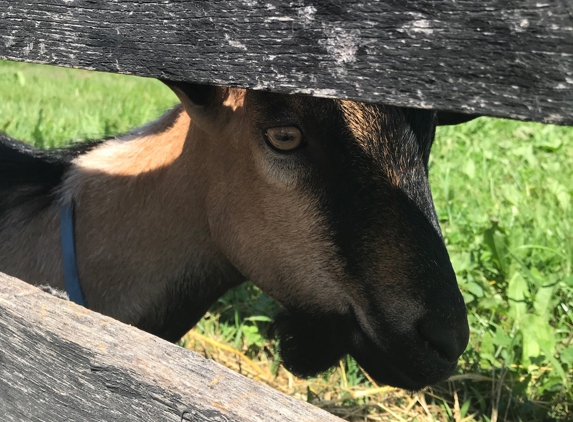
[437,111,480,126]
[160,80,230,132]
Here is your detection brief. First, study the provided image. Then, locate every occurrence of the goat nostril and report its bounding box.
[418,319,465,363]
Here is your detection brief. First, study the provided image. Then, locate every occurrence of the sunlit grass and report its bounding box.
[0,60,178,146]
[431,118,573,421]
[1,60,571,421]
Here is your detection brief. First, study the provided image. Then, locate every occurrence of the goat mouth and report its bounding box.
[349,323,458,390]
[270,309,456,390]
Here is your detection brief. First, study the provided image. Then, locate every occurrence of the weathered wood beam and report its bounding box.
[0,273,341,422]
[0,1,572,125]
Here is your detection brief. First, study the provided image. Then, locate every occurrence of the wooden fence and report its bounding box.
[0,273,341,421]
[1,1,572,124]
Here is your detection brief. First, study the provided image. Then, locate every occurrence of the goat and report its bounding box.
[0,82,469,390]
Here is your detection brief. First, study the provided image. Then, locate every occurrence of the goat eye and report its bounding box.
[265,126,303,151]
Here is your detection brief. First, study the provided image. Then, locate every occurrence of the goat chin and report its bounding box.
[270,310,351,378]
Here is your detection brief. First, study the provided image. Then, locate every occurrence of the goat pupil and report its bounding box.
[265,127,302,151]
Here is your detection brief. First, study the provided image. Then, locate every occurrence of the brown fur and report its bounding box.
[0,94,345,329]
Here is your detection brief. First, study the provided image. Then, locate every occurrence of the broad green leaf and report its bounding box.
[16,71,26,86]
[466,281,484,298]
[511,144,538,166]
[480,331,494,356]
[520,314,556,366]
[493,330,512,348]
[513,125,536,141]
[559,347,573,366]
[241,325,263,346]
[533,284,556,320]
[461,291,475,304]
[483,223,509,275]
[479,331,496,368]
[521,325,541,366]
[529,266,544,285]
[537,375,565,395]
[535,136,562,152]
[507,272,528,322]
[547,355,568,383]
[547,179,571,211]
[464,159,476,179]
[478,294,503,310]
[450,252,470,273]
[460,399,471,419]
[501,184,522,206]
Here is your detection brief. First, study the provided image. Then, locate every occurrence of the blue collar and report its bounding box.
[60,201,87,307]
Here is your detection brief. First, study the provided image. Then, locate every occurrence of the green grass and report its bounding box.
[0,60,178,147]
[432,120,573,421]
[1,60,572,421]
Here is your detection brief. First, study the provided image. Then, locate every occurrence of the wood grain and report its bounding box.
[0,1,572,124]
[0,273,341,422]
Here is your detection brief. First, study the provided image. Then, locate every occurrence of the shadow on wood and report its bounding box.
[0,272,342,422]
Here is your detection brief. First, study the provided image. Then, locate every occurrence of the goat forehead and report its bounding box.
[248,91,336,124]
[338,100,422,158]
[338,100,387,147]
[337,100,435,189]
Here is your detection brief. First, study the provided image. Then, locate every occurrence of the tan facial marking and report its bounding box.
[222,88,246,111]
[72,106,190,177]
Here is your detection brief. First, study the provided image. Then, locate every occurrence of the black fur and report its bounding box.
[270,311,353,378]
[0,133,102,221]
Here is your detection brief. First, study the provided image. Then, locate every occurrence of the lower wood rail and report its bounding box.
[0,273,341,422]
